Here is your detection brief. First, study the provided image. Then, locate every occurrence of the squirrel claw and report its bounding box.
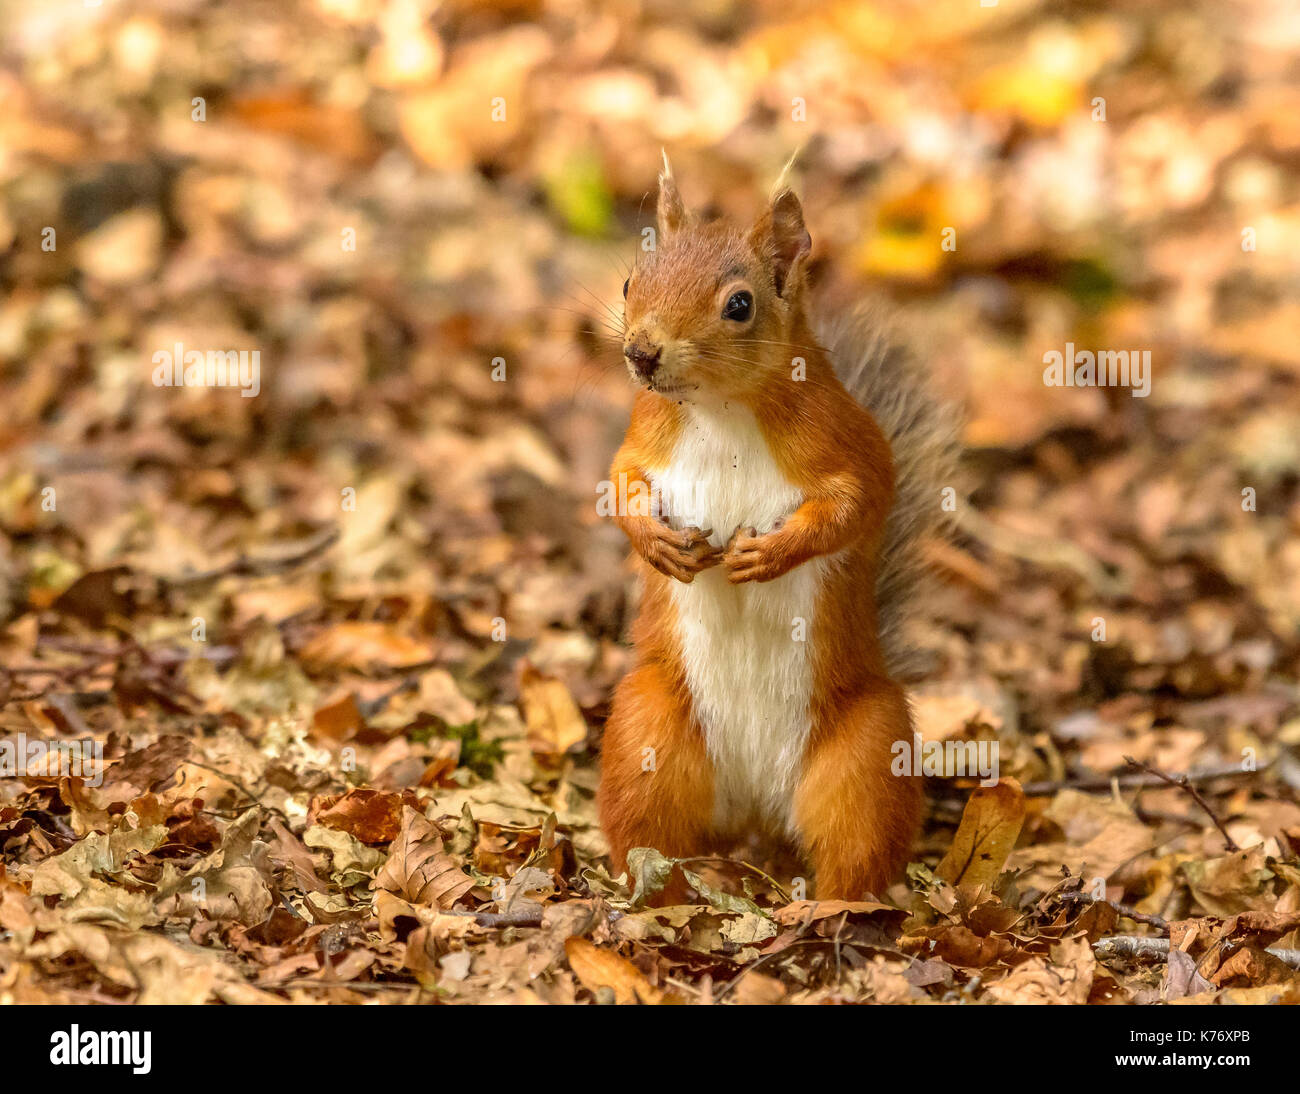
[723,528,794,583]
[642,520,723,582]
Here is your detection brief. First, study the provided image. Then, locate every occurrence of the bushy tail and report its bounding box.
[817,303,962,679]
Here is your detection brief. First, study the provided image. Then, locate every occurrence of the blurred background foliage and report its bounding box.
[0,0,1297,734]
[1,0,1299,1004]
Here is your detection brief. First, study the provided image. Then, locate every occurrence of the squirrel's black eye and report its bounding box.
[622,278,629,299]
[722,290,753,322]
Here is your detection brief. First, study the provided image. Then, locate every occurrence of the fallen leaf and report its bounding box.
[984,935,1095,1004]
[312,788,419,844]
[519,663,587,755]
[936,778,1026,893]
[564,937,666,1004]
[311,692,366,741]
[298,622,435,673]
[30,821,168,929]
[155,808,273,926]
[374,806,473,908]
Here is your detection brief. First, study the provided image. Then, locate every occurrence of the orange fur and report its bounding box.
[796,682,921,898]
[598,660,718,869]
[597,165,924,900]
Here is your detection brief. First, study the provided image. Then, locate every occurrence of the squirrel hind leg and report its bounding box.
[792,683,922,900]
[598,662,718,895]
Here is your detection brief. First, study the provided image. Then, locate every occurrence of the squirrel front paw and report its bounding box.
[723,527,798,583]
[636,521,721,583]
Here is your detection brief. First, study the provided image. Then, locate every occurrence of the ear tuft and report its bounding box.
[657,151,689,238]
[771,147,801,200]
[762,188,811,297]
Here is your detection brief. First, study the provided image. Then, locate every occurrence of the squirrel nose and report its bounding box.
[624,342,662,380]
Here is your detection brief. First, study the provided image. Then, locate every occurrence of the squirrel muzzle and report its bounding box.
[623,336,663,382]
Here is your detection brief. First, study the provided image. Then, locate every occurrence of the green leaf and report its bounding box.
[681,868,765,917]
[543,148,613,238]
[627,846,674,906]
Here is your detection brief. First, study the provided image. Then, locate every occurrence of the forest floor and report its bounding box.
[1,0,1299,1003]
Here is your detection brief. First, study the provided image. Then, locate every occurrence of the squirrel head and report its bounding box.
[621,155,812,404]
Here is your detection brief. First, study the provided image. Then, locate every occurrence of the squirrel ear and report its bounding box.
[753,188,811,298]
[657,150,689,239]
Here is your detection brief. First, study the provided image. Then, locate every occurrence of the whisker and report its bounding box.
[542,308,623,350]
[569,279,626,329]
[725,338,825,356]
[557,276,624,328]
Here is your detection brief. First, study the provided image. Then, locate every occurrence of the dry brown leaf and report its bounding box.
[311,692,366,741]
[155,808,273,926]
[936,777,1025,893]
[312,788,419,845]
[30,820,169,929]
[984,936,1095,1004]
[265,819,328,894]
[1209,946,1299,988]
[564,937,666,1005]
[374,806,473,908]
[774,899,899,927]
[902,922,1021,968]
[519,663,587,755]
[298,622,435,672]
[731,970,787,1004]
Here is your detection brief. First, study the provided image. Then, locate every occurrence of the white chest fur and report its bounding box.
[652,404,823,837]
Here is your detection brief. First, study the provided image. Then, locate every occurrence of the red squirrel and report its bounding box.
[597,157,957,901]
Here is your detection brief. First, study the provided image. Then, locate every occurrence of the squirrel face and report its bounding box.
[621,162,812,404]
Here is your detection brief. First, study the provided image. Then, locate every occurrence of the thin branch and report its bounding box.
[267,979,426,994]
[1123,756,1240,852]
[714,938,823,1002]
[1093,936,1300,970]
[1094,936,1171,961]
[1056,890,1169,932]
[185,762,290,821]
[1008,760,1264,799]
[438,907,545,928]
[166,526,339,589]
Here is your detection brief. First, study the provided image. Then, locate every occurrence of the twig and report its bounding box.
[1093,936,1300,970]
[714,938,824,1003]
[460,908,545,928]
[1094,936,1171,961]
[1123,756,1240,852]
[166,526,339,589]
[186,761,290,821]
[1057,890,1169,932]
[267,979,426,994]
[357,674,424,718]
[1010,760,1264,799]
